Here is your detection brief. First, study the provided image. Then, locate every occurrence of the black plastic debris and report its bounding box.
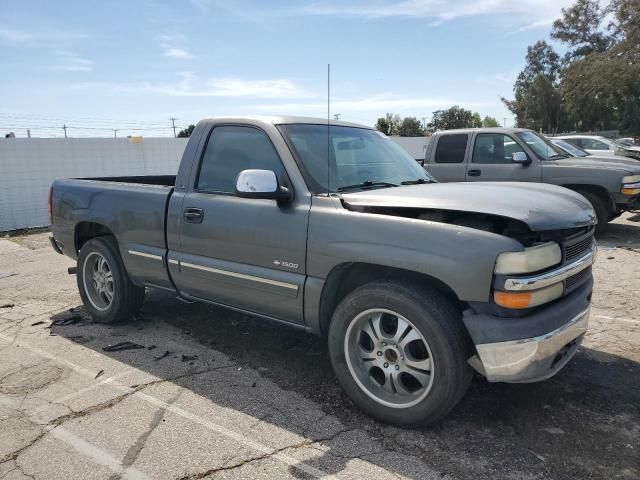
[147,345,157,351]
[95,370,104,379]
[52,314,82,326]
[181,354,197,362]
[31,321,46,326]
[1,304,15,309]
[102,341,145,352]
[154,350,172,361]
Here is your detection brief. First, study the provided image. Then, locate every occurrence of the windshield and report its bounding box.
[552,139,589,157]
[279,124,434,193]
[516,131,568,160]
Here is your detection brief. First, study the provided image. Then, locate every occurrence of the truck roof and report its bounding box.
[199,115,372,129]
[433,127,532,135]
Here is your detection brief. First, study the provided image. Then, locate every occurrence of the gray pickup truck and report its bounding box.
[50,116,596,426]
[423,128,640,232]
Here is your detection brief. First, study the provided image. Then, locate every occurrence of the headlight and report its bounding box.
[494,242,561,274]
[622,175,640,196]
[494,282,564,309]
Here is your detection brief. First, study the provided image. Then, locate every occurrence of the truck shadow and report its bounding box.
[50,291,640,480]
[599,216,640,248]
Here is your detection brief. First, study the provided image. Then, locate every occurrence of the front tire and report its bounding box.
[77,236,145,323]
[577,190,609,234]
[328,281,472,427]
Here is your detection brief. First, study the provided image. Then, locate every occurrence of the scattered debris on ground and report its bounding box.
[102,341,145,352]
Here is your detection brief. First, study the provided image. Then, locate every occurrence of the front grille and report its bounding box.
[565,266,591,292]
[564,233,594,263]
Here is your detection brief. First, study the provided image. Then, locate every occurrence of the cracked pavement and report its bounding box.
[1,214,639,479]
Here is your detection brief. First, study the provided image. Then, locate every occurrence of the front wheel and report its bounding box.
[328,281,472,427]
[577,190,609,234]
[77,236,145,323]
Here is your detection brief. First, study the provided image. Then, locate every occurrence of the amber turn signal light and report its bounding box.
[494,291,532,309]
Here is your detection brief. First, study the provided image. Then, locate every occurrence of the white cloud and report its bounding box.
[301,0,574,28]
[251,93,491,116]
[163,47,193,59]
[49,51,93,72]
[72,73,312,99]
[0,25,33,43]
[158,34,194,59]
[0,24,89,45]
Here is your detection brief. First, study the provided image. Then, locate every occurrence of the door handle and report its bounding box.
[183,207,204,223]
[467,169,482,177]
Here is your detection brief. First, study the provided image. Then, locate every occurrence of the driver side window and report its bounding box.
[472,134,525,164]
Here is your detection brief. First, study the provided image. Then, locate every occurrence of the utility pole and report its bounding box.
[333,113,341,120]
[27,129,31,138]
[113,129,119,138]
[169,118,177,138]
[62,124,68,138]
[503,117,507,128]
[421,117,427,130]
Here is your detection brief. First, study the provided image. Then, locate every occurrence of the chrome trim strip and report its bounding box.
[504,250,593,291]
[168,259,179,265]
[128,250,163,261]
[180,261,299,291]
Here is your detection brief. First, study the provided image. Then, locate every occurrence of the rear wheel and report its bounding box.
[577,190,609,234]
[77,237,145,323]
[328,281,472,427]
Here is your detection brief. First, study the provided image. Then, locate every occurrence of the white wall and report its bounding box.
[389,136,431,160]
[0,137,188,231]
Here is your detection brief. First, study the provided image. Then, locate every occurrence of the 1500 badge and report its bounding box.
[273,260,299,269]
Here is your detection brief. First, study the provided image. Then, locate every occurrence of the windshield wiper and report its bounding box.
[401,178,434,185]
[337,180,399,192]
[548,154,570,159]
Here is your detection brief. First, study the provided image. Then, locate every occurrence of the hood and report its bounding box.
[341,182,595,232]
[555,156,640,173]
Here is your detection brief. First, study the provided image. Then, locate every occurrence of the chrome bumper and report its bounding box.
[470,307,590,383]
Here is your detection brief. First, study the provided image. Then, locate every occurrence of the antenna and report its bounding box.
[327,63,330,197]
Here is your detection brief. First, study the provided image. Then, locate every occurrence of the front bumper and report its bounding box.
[469,307,589,383]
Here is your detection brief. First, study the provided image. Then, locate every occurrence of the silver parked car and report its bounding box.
[556,135,640,160]
[550,138,639,163]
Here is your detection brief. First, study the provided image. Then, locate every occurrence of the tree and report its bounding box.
[482,116,501,127]
[502,41,564,131]
[426,106,482,132]
[551,0,611,61]
[374,113,402,135]
[178,124,195,137]
[399,117,424,136]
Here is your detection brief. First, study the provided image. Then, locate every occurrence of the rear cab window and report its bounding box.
[433,134,468,163]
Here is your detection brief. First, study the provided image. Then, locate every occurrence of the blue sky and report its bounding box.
[0,0,573,137]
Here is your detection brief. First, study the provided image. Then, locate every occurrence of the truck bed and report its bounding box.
[50,177,175,290]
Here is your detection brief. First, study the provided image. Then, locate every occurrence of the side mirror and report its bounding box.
[235,169,292,202]
[512,151,531,166]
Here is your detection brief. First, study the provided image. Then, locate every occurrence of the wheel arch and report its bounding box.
[75,222,117,254]
[317,262,464,336]
[561,184,614,214]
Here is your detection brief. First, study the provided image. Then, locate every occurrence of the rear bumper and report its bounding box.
[464,280,592,383]
[49,236,64,255]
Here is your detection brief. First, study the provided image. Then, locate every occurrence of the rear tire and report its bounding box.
[577,190,609,234]
[328,281,472,427]
[77,236,145,324]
